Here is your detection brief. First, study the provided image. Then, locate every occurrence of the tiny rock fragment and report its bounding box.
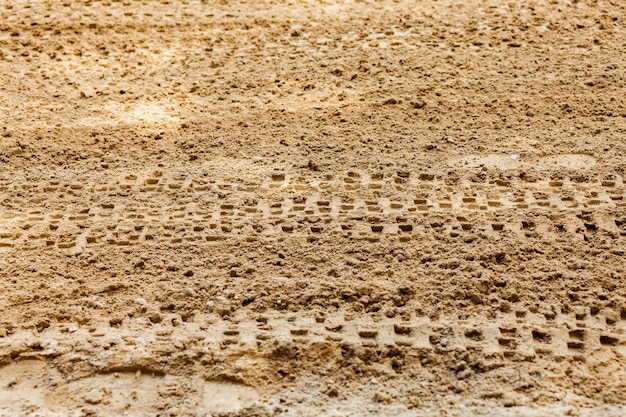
[84,389,103,405]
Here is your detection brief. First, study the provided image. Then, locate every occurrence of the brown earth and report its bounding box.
[1,0,626,415]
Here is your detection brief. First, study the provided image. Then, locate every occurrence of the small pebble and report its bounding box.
[510,154,520,161]
[84,389,103,405]
[206,300,214,308]
[373,391,392,404]
[134,297,147,305]
[185,287,197,297]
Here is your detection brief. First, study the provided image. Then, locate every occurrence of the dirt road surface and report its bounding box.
[1,0,626,415]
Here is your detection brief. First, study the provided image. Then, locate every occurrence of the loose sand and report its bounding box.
[1,0,626,415]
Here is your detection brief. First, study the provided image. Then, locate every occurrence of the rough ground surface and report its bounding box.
[1,0,626,415]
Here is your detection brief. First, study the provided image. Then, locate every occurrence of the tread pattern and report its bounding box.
[1,169,625,252]
[3,308,625,368]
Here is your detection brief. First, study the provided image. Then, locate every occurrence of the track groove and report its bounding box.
[1,168,625,252]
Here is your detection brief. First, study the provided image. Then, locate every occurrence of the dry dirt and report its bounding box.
[1,0,626,415]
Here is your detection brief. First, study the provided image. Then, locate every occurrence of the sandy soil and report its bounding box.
[1,0,626,415]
